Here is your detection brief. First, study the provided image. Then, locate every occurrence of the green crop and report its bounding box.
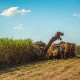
[0,38,38,65]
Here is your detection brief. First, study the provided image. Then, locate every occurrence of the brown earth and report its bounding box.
[0,58,80,80]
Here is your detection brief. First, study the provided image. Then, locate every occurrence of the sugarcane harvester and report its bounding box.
[35,32,76,59]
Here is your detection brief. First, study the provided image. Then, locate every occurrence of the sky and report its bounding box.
[0,0,80,45]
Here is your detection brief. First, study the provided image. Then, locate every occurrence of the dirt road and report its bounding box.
[0,58,80,80]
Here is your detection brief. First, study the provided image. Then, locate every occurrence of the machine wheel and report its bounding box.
[60,53,64,59]
[63,53,67,59]
[57,52,63,59]
[71,53,76,57]
[66,53,69,58]
[48,53,53,59]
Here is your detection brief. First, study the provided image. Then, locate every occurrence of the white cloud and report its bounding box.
[17,9,31,15]
[14,24,24,30]
[73,13,80,17]
[0,7,31,16]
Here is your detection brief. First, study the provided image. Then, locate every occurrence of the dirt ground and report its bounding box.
[0,58,80,80]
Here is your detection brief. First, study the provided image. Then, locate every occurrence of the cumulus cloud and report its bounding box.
[73,13,80,17]
[0,7,31,16]
[14,24,24,30]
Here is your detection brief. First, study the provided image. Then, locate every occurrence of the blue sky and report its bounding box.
[0,0,80,45]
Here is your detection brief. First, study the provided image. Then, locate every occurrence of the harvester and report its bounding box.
[34,32,76,59]
[48,42,76,59]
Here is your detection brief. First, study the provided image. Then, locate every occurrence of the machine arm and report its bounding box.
[44,32,64,53]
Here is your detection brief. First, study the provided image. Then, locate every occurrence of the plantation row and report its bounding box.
[0,38,41,65]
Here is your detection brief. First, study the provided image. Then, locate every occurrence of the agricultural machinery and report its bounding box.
[34,32,76,59]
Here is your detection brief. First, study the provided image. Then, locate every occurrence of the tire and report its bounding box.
[71,53,76,57]
[63,53,67,59]
[57,52,63,59]
[60,53,64,59]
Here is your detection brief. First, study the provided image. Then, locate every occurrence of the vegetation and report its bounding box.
[0,38,40,65]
